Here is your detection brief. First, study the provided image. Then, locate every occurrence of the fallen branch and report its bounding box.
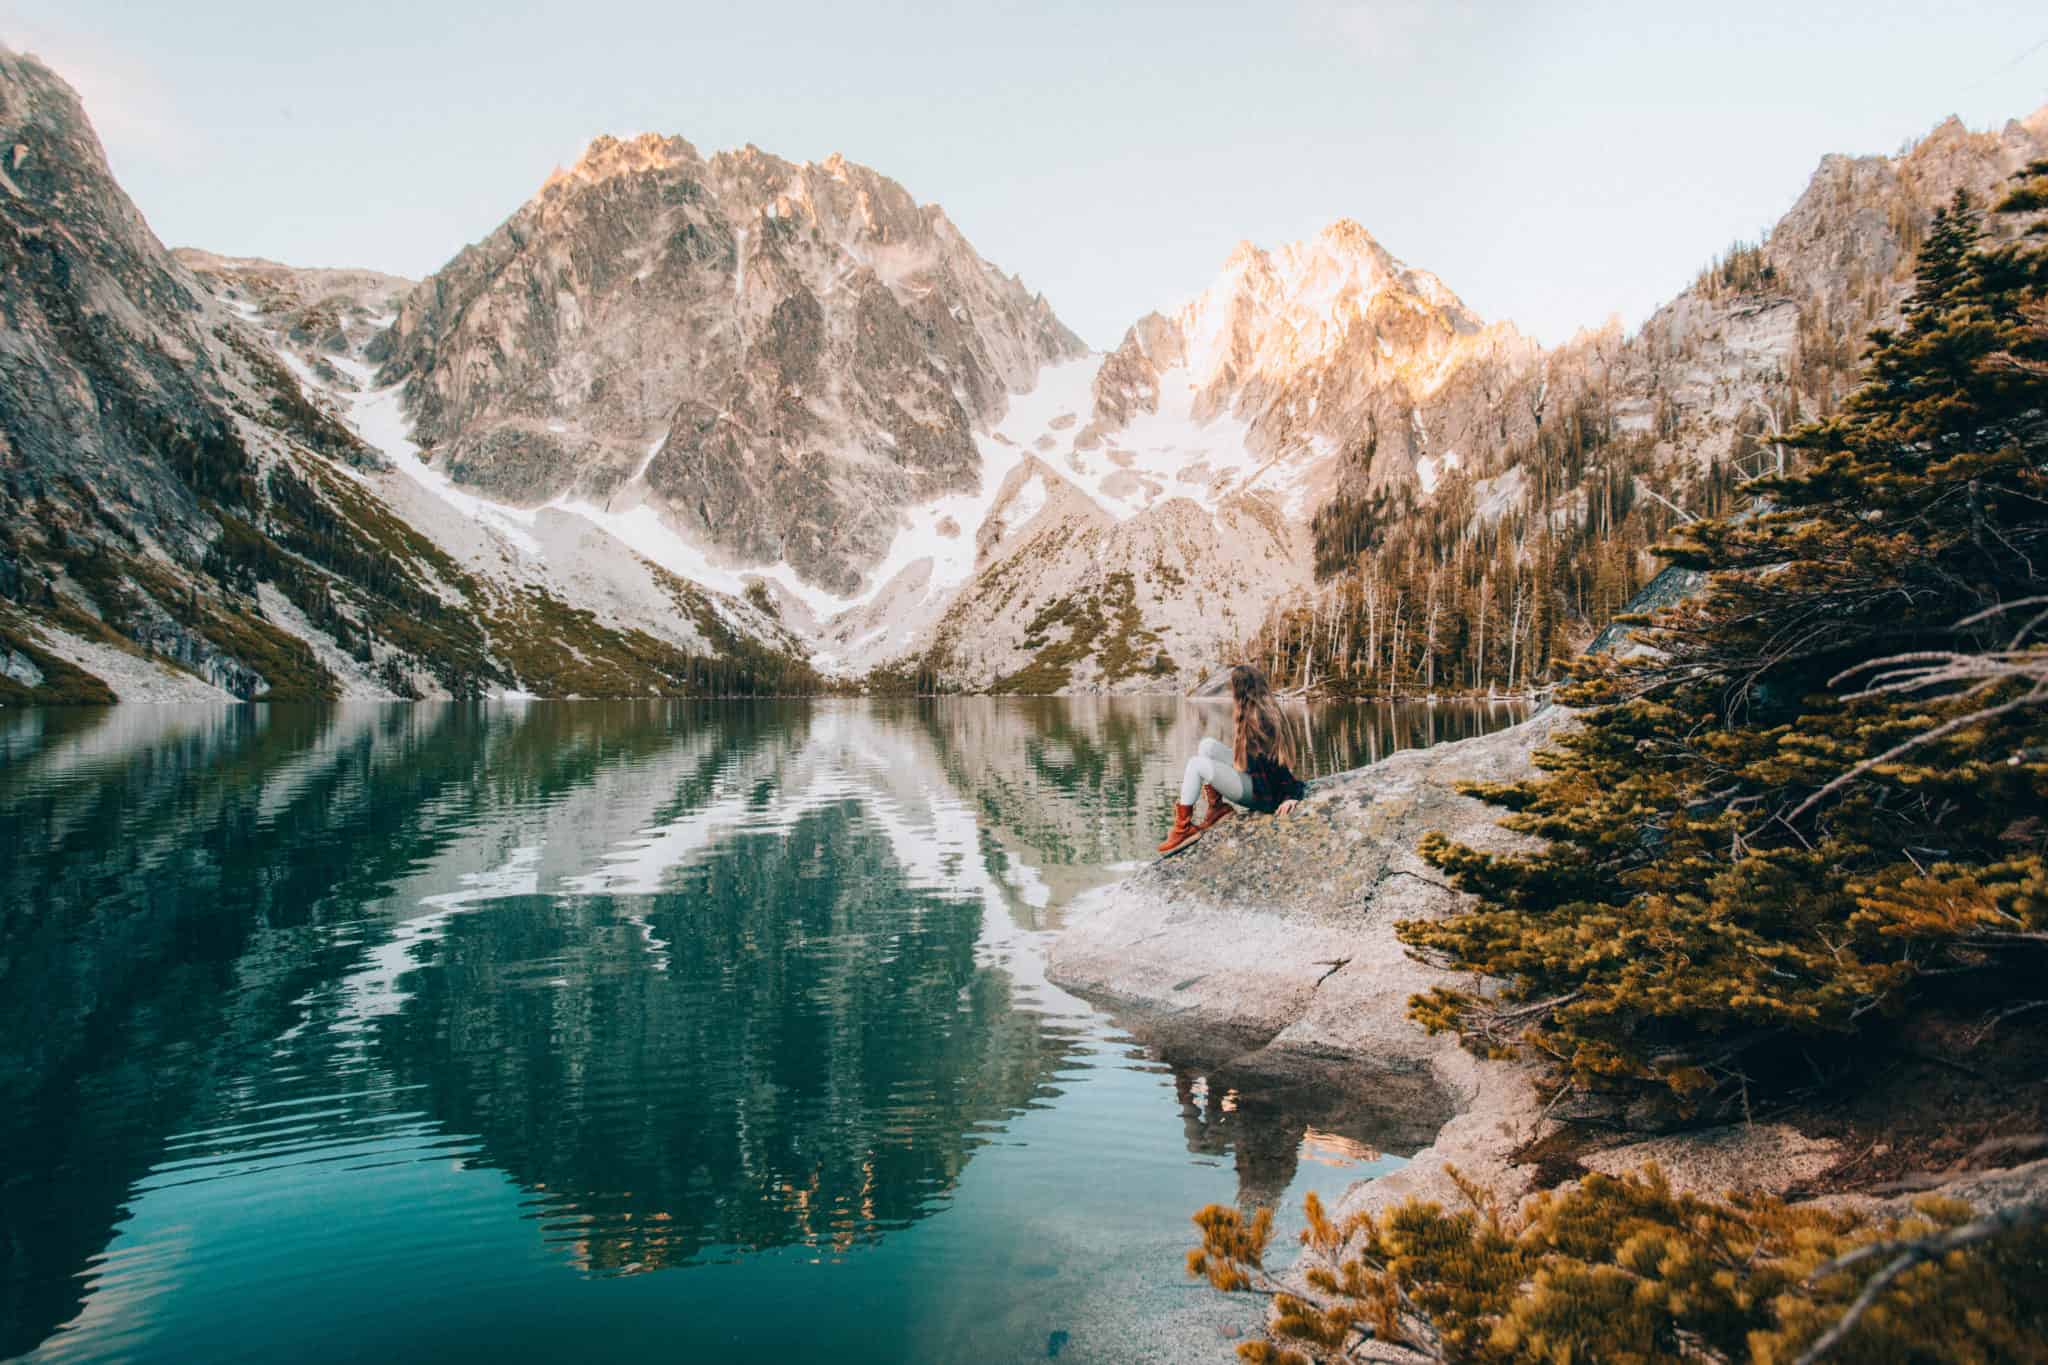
[1970,998,2048,1045]
[1795,1198,2048,1364]
[1784,685,2046,826]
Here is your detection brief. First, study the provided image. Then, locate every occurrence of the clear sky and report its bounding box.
[6,1,2045,348]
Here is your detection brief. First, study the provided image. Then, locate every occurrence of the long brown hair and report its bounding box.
[1229,664,1294,771]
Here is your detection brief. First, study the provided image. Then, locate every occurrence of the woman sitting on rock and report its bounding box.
[1159,664,1306,855]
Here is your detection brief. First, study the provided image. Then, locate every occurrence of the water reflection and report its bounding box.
[1149,1038,1453,1214]
[372,833,1075,1272]
[0,698,1521,1361]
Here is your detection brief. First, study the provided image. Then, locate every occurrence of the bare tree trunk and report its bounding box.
[1389,591,1406,695]
[1475,573,1489,692]
[1507,582,1525,694]
[1365,580,1379,692]
[1423,573,1439,694]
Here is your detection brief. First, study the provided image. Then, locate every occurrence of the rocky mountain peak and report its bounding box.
[1175,222,1490,385]
[545,132,701,193]
[0,49,180,288]
[376,130,1085,597]
[1072,218,1533,508]
[1313,216,1392,259]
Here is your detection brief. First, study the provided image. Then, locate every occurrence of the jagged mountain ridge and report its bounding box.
[880,105,2048,691]
[0,49,816,705]
[374,133,1085,597]
[829,221,1571,690]
[1240,102,2048,695]
[862,223,1549,691]
[1604,107,2048,462]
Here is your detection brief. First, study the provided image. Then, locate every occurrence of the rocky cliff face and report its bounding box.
[1572,106,2048,478]
[0,53,268,563]
[0,50,813,705]
[375,134,1085,596]
[0,48,367,700]
[811,224,1558,686]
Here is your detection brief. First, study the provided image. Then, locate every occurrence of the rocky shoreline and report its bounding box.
[1047,707,2048,1263]
[1050,707,1567,1214]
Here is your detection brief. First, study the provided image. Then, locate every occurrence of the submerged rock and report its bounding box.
[1581,1123,1842,1198]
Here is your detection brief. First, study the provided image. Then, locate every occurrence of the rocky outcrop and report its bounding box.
[1050,706,1570,1057]
[0,645,42,688]
[1050,704,2048,1243]
[1049,708,1572,1211]
[1043,706,1907,1218]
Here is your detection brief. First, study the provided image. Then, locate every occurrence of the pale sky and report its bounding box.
[7,1,2046,348]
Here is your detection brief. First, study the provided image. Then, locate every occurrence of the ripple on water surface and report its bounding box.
[0,698,1524,1362]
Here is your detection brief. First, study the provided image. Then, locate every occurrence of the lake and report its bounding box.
[0,697,1527,1363]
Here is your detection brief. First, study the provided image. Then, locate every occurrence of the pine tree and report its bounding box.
[1189,1169,2048,1364]
[1401,164,2048,1106]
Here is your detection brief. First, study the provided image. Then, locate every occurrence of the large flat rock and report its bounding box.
[1050,705,1572,1081]
[1050,708,1577,1217]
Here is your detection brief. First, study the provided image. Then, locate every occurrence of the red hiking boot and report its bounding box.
[1196,783,1234,832]
[1157,803,1201,854]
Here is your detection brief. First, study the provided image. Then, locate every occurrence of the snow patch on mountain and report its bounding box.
[1415,451,1460,495]
[327,354,546,558]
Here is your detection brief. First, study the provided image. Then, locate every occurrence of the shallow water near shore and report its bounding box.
[0,696,1526,1363]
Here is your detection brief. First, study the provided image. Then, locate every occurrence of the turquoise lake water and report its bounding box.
[0,697,1526,1363]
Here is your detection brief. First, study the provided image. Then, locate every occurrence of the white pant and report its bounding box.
[1179,737,1250,807]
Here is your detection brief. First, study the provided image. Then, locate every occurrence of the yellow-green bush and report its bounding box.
[1191,1168,2048,1363]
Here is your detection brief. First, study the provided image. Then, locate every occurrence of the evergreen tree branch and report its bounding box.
[1794,1198,2048,1364]
[1784,683,2047,826]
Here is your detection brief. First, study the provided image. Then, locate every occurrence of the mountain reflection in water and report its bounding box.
[0,697,1523,1363]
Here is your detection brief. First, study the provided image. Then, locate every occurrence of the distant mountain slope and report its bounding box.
[1254,103,2048,696]
[0,49,814,703]
[374,134,1085,598]
[1600,107,2048,471]
[172,249,411,410]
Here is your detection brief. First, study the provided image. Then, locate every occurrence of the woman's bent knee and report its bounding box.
[1199,736,1231,762]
